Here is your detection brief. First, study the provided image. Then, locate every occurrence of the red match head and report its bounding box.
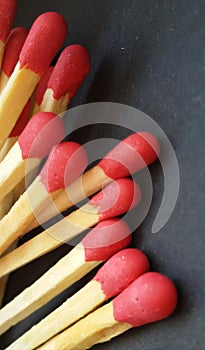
[93,248,150,299]
[40,141,88,193]
[89,178,142,220]
[99,132,160,179]
[0,0,17,43]
[9,99,31,137]
[2,27,28,77]
[47,44,90,99]
[113,272,178,327]
[19,12,68,76]
[82,218,132,262]
[35,66,54,106]
[18,112,65,159]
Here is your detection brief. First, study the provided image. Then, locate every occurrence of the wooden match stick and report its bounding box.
[0,218,132,335]
[0,178,141,277]
[0,111,65,202]
[0,0,17,68]
[38,272,178,350]
[0,141,87,255]
[0,27,28,92]
[27,131,160,232]
[0,191,14,307]
[6,248,149,350]
[32,66,54,115]
[32,45,90,116]
[0,99,31,161]
[0,12,67,149]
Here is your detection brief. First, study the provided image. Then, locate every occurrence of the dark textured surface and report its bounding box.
[1,0,205,349]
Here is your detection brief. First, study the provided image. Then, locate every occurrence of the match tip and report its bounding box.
[82,218,132,262]
[35,66,54,105]
[99,132,160,179]
[93,248,150,298]
[48,44,90,100]
[2,27,28,77]
[18,112,65,160]
[0,0,17,43]
[40,141,88,193]
[9,99,31,137]
[89,178,142,220]
[20,12,68,76]
[113,272,178,327]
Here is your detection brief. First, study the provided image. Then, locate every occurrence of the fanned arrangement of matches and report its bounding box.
[0,1,178,349]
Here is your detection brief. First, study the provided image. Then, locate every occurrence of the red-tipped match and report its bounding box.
[35,66,54,106]
[93,248,150,298]
[0,0,17,43]
[82,219,132,262]
[19,12,68,76]
[40,142,88,193]
[18,112,65,159]
[9,99,31,137]
[89,178,142,220]
[47,44,90,99]
[99,132,160,179]
[2,27,28,77]
[113,272,178,327]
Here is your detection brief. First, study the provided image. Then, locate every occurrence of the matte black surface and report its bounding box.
[1,0,205,349]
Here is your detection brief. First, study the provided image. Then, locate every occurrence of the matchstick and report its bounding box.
[27,131,160,232]
[0,12,67,149]
[0,99,31,161]
[0,0,17,68]
[0,111,65,202]
[0,178,141,277]
[6,248,149,350]
[32,66,54,115]
[0,218,132,335]
[0,27,28,92]
[0,141,87,255]
[32,45,90,116]
[38,272,178,350]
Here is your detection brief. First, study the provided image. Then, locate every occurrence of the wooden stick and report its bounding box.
[0,164,39,307]
[32,66,54,115]
[0,241,17,307]
[0,0,17,69]
[38,273,178,350]
[27,131,160,232]
[0,12,67,149]
[0,99,31,162]
[32,44,90,116]
[0,219,132,335]
[0,193,14,306]
[0,111,64,202]
[0,27,28,93]
[0,141,87,255]
[0,178,141,277]
[6,248,149,350]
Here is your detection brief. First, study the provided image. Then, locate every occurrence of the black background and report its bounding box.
[1,0,205,349]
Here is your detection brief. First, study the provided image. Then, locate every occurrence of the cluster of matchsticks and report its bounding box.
[0,1,178,349]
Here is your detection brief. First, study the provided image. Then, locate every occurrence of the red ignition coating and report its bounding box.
[2,27,28,77]
[19,12,68,76]
[48,44,90,99]
[18,112,65,159]
[113,272,178,327]
[35,66,54,106]
[9,99,31,137]
[89,178,141,220]
[82,218,132,262]
[40,142,88,193]
[0,0,17,43]
[94,248,150,299]
[99,132,160,179]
